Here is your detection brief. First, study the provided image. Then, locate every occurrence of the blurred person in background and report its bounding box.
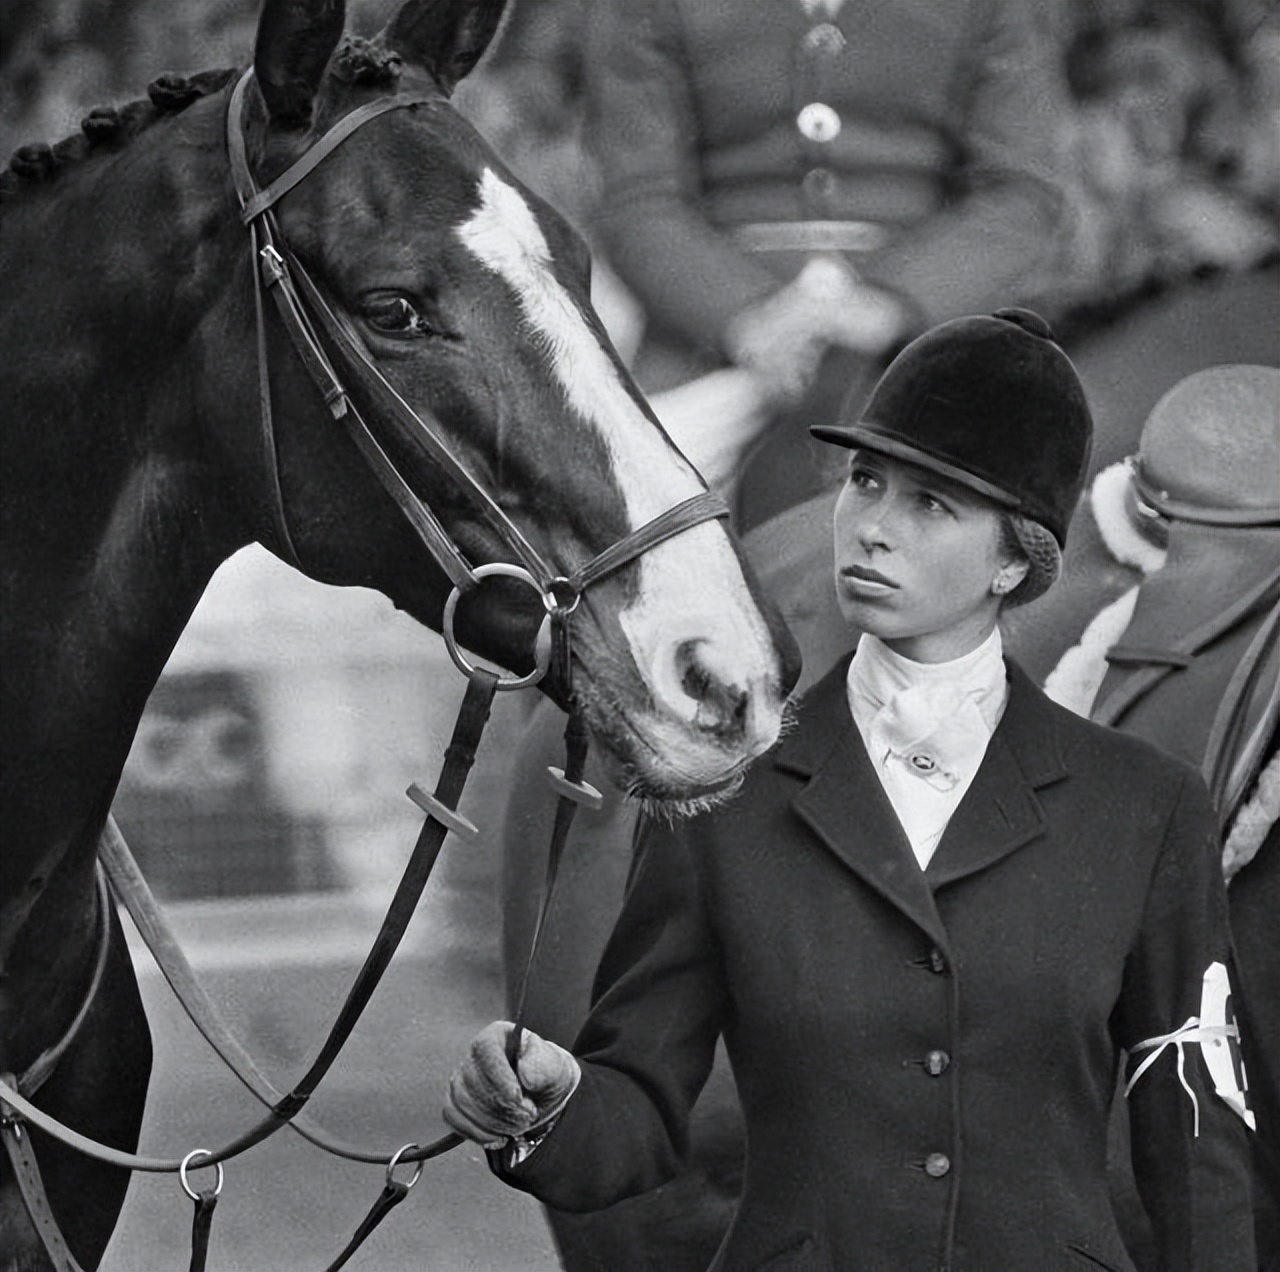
[1043,364,1280,1271]
[580,0,1070,528]
[448,312,1258,1272]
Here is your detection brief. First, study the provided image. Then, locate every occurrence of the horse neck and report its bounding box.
[0,95,252,968]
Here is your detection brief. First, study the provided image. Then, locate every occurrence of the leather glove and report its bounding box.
[443,1021,581,1150]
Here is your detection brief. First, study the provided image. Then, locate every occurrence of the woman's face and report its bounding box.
[832,449,1026,663]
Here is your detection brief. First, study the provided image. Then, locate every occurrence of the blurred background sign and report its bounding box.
[114,666,333,899]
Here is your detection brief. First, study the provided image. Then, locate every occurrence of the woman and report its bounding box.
[445,311,1256,1271]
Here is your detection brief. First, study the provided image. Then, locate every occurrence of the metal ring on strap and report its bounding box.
[542,576,582,616]
[442,564,555,691]
[179,1149,225,1201]
[386,1142,425,1190]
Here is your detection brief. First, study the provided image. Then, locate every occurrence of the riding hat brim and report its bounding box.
[810,423,1022,512]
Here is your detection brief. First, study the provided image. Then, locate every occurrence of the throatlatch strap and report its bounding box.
[250,219,304,569]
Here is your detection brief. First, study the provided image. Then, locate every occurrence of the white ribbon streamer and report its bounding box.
[1124,1015,1241,1137]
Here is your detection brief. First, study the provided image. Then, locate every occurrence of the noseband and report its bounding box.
[226,69,728,697]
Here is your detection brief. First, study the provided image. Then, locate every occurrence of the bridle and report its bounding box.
[0,68,735,1271]
[224,68,728,699]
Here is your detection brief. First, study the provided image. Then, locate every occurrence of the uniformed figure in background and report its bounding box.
[445,312,1257,1272]
[1044,363,1280,1270]
[581,0,1068,527]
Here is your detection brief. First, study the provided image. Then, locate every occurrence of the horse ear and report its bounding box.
[254,0,347,127]
[383,0,507,95]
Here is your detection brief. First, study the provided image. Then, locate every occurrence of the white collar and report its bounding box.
[846,629,1008,868]
[847,628,1007,731]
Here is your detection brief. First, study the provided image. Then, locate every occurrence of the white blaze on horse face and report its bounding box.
[456,170,783,768]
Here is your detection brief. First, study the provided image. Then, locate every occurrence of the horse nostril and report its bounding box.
[679,642,711,701]
[677,639,750,739]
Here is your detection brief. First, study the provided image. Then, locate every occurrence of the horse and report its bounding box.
[496,261,1280,1272]
[0,1,802,1266]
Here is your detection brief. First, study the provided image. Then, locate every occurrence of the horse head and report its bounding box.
[208,0,798,806]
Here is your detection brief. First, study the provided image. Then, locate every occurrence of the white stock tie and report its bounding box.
[848,632,1007,867]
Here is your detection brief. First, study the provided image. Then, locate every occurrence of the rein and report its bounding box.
[2,68,732,1271]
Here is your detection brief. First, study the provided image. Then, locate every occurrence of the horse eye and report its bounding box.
[363,294,434,338]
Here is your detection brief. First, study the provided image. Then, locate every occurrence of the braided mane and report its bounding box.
[0,70,238,205]
[0,37,403,206]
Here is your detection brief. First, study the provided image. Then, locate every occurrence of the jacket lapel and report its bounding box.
[778,658,948,947]
[925,661,1068,888]
[777,659,1070,934]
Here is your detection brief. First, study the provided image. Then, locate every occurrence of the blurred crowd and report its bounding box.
[470,0,1280,328]
[1056,0,1278,310]
[3,0,1276,326]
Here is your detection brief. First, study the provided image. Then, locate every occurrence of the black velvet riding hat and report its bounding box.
[811,308,1094,548]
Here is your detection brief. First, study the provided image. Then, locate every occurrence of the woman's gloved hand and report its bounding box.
[443,1021,581,1150]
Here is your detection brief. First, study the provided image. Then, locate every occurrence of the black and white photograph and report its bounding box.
[2,2,1276,1269]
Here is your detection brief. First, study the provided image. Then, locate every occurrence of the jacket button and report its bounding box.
[797,102,842,144]
[924,1152,951,1178]
[924,1049,950,1076]
[928,948,947,974]
[802,22,846,55]
[801,166,837,212]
